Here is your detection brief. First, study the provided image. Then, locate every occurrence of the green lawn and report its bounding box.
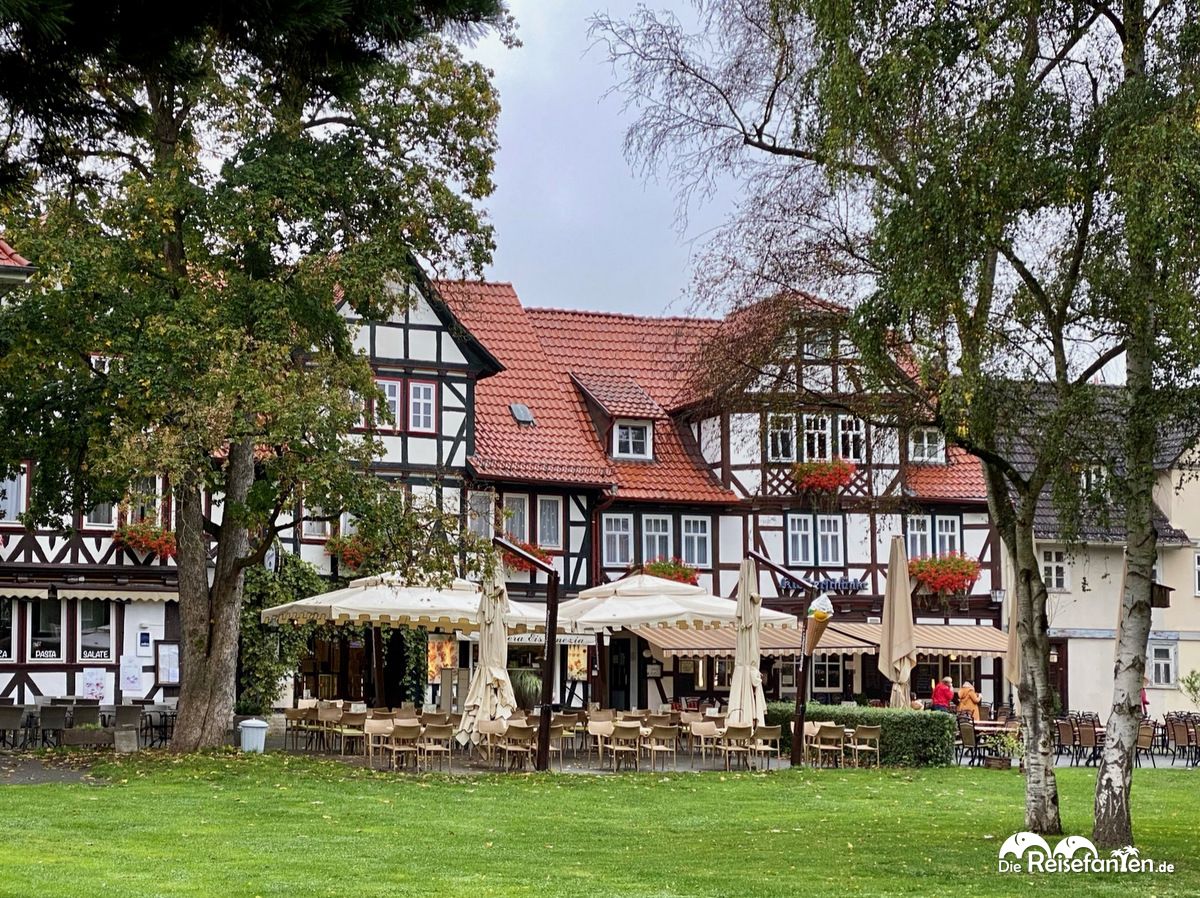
[0,753,1196,897]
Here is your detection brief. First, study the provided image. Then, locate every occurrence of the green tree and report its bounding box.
[0,3,508,750]
[593,0,1200,840]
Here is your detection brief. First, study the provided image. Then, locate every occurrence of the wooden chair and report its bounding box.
[477,718,508,768]
[608,722,642,772]
[547,723,567,772]
[1134,722,1156,768]
[386,723,422,772]
[315,704,342,752]
[38,705,68,748]
[645,725,679,772]
[848,725,881,767]
[501,724,538,771]
[419,724,454,772]
[753,724,783,770]
[718,724,754,771]
[283,708,307,751]
[810,724,845,768]
[801,721,820,762]
[958,720,981,766]
[422,712,451,726]
[589,708,615,722]
[586,718,613,768]
[1077,721,1103,767]
[333,711,368,756]
[0,705,24,749]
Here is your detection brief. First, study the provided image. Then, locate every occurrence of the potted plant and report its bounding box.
[909,553,981,603]
[981,730,1024,769]
[502,539,552,573]
[113,521,177,560]
[641,557,699,585]
[509,668,542,710]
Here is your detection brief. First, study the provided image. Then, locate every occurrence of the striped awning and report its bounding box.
[56,587,178,602]
[0,585,49,599]
[635,621,1007,661]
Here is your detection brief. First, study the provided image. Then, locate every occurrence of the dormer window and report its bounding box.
[614,420,653,459]
[909,427,945,463]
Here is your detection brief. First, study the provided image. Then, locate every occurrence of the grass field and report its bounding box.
[0,753,1195,897]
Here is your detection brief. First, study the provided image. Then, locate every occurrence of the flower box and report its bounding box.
[791,458,856,492]
[641,558,699,585]
[324,534,373,571]
[503,539,552,573]
[60,727,115,747]
[113,522,177,560]
[908,553,981,597]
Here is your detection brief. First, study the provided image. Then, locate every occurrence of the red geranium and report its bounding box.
[503,539,553,573]
[909,553,981,596]
[113,522,177,560]
[791,458,856,492]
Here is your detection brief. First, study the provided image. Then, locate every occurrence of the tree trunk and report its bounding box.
[1012,513,1063,835]
[171,439,255,751]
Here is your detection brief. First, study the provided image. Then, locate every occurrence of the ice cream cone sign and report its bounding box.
[804,593,834,656]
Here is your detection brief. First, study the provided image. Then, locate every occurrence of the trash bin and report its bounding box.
[238,717,269,754]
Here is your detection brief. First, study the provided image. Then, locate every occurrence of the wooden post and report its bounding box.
[536,570,560,771]
[791,639,811,766]
[371,626,387,709]
[594,632,608,709]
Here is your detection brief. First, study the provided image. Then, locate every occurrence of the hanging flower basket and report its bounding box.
[909,553,981,598]
[324,534,373,571]
[503,539,553,573]
[641,557,699,585]
[113,522,177,560]
[791,458,856,492]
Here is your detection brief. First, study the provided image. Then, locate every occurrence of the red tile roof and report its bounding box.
[570,371,663,419]
[0,238,31,269]
[527,308,722,411]
[903,446,987,501]
[437,280,614,487]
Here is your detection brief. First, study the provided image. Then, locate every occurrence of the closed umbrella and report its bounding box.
[726,559,766,727]
[1004,577,1021,690]
[456,567,518,747]
[879,535,916,708]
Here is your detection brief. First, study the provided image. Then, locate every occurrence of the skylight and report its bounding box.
[509,403,536,426]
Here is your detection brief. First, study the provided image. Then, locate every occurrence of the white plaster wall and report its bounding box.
[698,417,721,465]
[728,414,760,466]
[375,326,404,359]
[408,330,438,362]
[407,438,438,466]
[719,515,742,565]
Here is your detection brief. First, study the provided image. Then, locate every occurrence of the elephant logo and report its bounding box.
[999,832,1051,860]
[1052,836,1098,859]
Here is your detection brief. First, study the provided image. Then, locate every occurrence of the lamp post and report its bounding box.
[493,535,559,772]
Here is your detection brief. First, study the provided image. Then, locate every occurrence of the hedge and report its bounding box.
[765,702,956,767]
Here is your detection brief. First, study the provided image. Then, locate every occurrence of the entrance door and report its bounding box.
[1048,639,1069,711]
[609,638,631,710]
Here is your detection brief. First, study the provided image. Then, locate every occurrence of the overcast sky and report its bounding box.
[468,2,726,316]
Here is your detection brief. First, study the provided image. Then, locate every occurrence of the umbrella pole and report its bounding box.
[535,570,560,771]
[791,646,810,767]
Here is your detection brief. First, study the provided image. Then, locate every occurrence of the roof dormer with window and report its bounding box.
[612,419,654,460]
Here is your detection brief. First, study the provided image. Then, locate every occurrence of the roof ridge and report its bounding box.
[527,306,722,325]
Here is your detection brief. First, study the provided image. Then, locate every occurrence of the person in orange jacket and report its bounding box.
[958,681,982,720]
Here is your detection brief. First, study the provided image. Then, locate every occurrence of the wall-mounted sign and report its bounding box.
[780,576,867,594]
[646,663,663,678]
[120,654,142,693]
[156,642,180,686]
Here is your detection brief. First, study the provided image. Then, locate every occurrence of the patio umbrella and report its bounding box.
[456,567,517,747]
[558,573,797,634]
[726,559,767,727]
[1004,576,1021,690]
[878,535,917,708]
[260,573,544,632]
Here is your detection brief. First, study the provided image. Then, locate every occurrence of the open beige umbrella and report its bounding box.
[726,559,767,727]
[456,567,517,748]
[878,535,917,708]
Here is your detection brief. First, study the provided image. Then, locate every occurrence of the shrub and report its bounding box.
[503,540,552,573]
[509,668,541,709]
[641,557,699,585]
[765,701,956,766]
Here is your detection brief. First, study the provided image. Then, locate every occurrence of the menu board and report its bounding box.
[82,667,107,701]
[156,642,180,686]
[120,654,143,693]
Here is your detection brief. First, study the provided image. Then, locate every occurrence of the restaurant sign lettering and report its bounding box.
[780,576,867,594]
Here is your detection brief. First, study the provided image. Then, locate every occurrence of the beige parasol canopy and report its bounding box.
[456,567,518,746]
[878,536,917,708]
[260,573,544,632]
[558,573,797,634]
[726,559,767,727]
[1004,577,1021,689]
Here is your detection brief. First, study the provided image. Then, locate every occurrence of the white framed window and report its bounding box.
[375,378,402,429]
[614,420,653,459]
[127,476,161,524]
[0,465,26,524]
[603,514,633,566]
[85,498,116,529]
[838,417,865,463]
[811,653,842,692]
[909,428,945,463]
[1042,548,1068,591]
[1080,464,1109,499]
[767,414,796,462]
[803,333,833,360]
[467,491,494,539]
[78,599,113,662]
[408,381,436,433]
[537,496,562,549]
[803,414,831,461]
[29,598,64,662]
[642,515,672,563]
[787,514,813,566]
[339,512,357,536]
[682,516,711,568]
[0,599,13,661]
[714,657,734,690]
[1150,641,1176,687]
[816,515,843,565]
[906,515,931,559]
[1151,552,1162,585]
[502,494,528,542]
[302,504,330,539]
[935,516,960,556]
[948,657,974,687]
[1193,550,1200,596]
